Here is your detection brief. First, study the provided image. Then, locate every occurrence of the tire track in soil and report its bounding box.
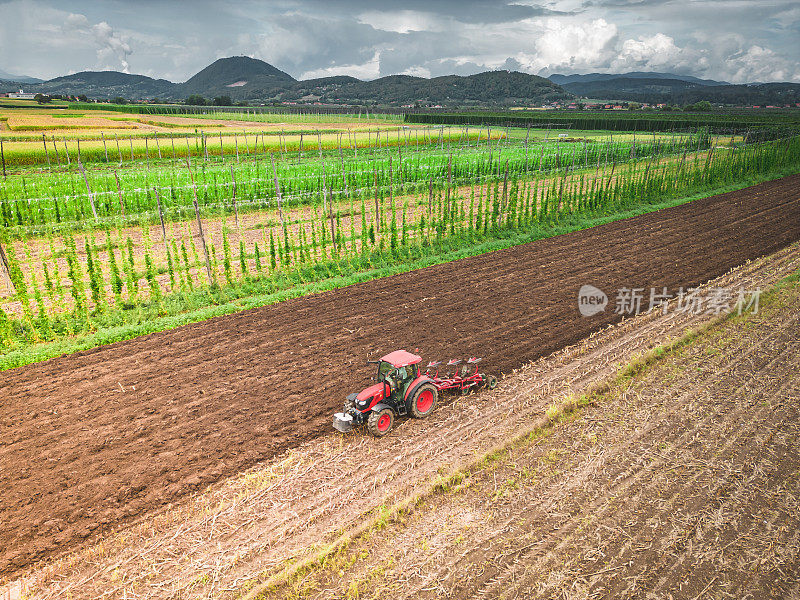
[1,174,799,578]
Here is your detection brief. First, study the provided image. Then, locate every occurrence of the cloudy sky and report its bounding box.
[0,0,798,83]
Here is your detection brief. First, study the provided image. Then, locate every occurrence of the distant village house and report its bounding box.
[8,89,36,99]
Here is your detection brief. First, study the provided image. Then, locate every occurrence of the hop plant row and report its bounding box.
[0,132,796,354]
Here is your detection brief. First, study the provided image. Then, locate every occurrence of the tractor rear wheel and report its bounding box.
[367,408,395,437]
[485,375,497,390]
[409,383,438,418]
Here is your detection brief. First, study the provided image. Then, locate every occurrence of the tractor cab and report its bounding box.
[375,351,421,399]
[334,350,438,436]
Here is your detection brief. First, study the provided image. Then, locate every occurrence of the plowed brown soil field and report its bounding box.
[1,174,800,578]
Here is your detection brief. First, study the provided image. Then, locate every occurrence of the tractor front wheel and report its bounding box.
[367,408,395,437]
[409,383,438,418]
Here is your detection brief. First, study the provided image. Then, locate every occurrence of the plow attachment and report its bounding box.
[424,357,497,393]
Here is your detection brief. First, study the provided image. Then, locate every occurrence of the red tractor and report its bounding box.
[333,350,497,437]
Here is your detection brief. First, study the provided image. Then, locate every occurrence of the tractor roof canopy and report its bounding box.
[380,350,422,368]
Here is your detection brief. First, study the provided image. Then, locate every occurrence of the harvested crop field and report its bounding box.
[1,174,800,578]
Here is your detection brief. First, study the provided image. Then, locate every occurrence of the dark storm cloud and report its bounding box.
[262,12,393,69]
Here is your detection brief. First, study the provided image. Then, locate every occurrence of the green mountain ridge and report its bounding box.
[2,56,797,107]
[177,56,296,97]
[42,71,175,98]
[2,56,571,106]
[0,68,43,84]
[549,71,728,86]
[564,76,800,106]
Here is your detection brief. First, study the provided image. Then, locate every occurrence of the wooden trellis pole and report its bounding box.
[398,143,403,184]
[321,161,336,249]
[114,170,125,215]
[445,152,452,205]
[186,161,214,286]
[270,153,284,224]
[42,134,51,170]
[338,135,348,195]
[77,160,98,220]
[115,133,122,164]
[153,187,168,247]
[0,239,14,294]
[524,124,530,174]
[502,160,509,220]
[374,165,380,232]
[230,166,239,229]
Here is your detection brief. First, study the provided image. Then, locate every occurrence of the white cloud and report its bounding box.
[512,18,619,74]
[613,33,683,70]
[723,45,800,83]
[357,10,441,33]
[64,13,89,29]
[64,12,132,72]
[300,51,382,80]
[231,13,389,78]
[399,64,432,78]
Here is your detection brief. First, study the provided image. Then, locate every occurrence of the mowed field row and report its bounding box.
[0,174,799,578]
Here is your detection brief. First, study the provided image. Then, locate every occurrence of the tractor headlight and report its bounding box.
[356,395,372,409]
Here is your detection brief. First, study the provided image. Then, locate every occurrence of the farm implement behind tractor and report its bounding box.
[333,350,497,437]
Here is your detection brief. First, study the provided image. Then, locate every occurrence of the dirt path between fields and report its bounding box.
[0,175,799,584]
